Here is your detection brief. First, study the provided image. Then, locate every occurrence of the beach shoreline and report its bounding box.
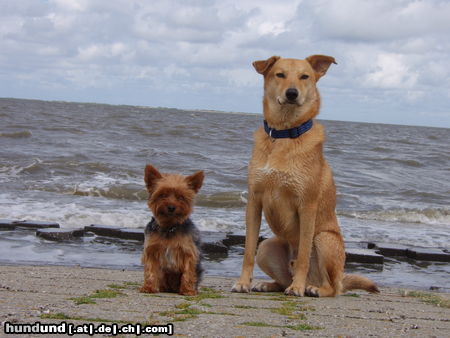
[2,221,449,292]
[1,264,449,337]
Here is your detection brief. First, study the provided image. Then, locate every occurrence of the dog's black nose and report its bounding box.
[285,88,298,101]
[167,205,176,213]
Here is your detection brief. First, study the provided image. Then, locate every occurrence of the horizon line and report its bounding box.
[1,96,447,130]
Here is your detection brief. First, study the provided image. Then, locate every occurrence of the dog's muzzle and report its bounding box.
[285,88,298,102]
[278,88,300,105]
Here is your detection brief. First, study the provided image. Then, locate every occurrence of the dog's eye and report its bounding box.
[176,195,185,202]
[276,73,285,78]
[300,74,309,80]
[160,193,168,198]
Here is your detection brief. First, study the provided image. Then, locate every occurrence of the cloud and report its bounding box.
[365,53,418,89]
[0,0,449,127]
[306,0,450,42]
[77,42,134,62]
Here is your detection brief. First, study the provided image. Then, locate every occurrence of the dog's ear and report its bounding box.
[144,165,163,194]
[253,56,280,75]
[306,55,337,81]
[185,171,204,193]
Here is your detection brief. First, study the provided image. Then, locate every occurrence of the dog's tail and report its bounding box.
[342,274,380,294]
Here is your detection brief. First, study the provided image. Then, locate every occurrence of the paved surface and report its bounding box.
[0,265,449,337]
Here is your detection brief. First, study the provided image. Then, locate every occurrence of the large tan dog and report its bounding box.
[232,55,379,297]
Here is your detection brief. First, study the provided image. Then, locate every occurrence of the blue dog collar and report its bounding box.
[264,119,313,139]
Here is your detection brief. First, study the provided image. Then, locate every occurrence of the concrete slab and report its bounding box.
[0,219,16,230]
[407,248,450,262]
[84,224,122,237]
[117,228,145,241]
[375,242,409,257]
[36,228,85,241]
[345,248,384,264]
[13,220,60,229]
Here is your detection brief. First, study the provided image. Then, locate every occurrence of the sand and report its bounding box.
[0,264,449,337]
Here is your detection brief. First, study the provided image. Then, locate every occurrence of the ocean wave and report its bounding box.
[369,146,393,153]
[71,184,247,209]
[378,158,424,168]
[68,176,248,210]
[196,191,246,208]
[196,217,239,232]
[338,207,450,226]
[72,185,147,201]
[0,196,150,230]
[0,130,32,138]
[0,159,43,177]
[393,138,416,145]
[42,126,85,135]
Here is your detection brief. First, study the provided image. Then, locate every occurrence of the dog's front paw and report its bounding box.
[284,283,305,297]
[231,280,251,293]
[139,285,158,293]
[180,289,197,296]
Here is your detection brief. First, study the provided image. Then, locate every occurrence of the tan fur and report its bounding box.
[140,165,204,296]
[141,231,200,295]
[232,55,379,297]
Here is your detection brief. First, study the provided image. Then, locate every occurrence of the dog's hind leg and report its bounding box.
[253,237,292,292]
[305,230,345,297]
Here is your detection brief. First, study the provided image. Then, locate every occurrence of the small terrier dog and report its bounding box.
[140,164,204,295]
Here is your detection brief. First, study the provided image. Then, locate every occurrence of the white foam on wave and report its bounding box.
[63,172,147,201]
[239,190,248,204]
[0,158,43,179]
[74,172,141,192]
[193,207,243,232]
[196,217,239,232]
[340,216,449,248]
[0,193,149,229]
[338,207,450,226]
[192,206,276,236]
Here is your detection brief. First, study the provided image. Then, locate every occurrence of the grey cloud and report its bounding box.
[304,0,450,42]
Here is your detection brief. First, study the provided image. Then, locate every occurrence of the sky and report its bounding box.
[1,0,450,128]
